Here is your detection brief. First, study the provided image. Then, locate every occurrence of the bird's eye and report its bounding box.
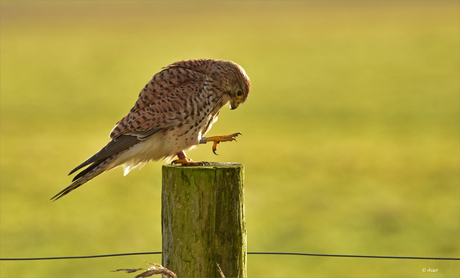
[235,88,244,98]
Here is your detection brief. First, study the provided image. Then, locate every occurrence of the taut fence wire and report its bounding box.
[1,251,459,261]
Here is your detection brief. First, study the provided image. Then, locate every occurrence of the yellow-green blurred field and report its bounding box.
[1,1,459,277]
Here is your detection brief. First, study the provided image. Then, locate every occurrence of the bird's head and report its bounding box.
[229,77,250,110]
[212,60,250,110]
[229,62,250,110]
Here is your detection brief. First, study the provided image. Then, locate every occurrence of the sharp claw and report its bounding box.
[171,159,210,166]
[231,132,241,142]
[212,141,219,155]
[206,132,243,155]
[212,141,218,155]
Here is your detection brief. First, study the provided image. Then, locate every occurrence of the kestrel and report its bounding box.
[51,59,250,200]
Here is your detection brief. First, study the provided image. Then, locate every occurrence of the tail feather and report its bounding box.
[71,159,104,182]
[68,135,141,176]
[54,130,162,201]
[51,154,121,201]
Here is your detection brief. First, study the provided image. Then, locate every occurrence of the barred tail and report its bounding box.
[51,154,120,201]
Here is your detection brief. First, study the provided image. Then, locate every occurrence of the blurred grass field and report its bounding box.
[1,1,459,277]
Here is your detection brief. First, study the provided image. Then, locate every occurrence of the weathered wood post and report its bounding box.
[162,163,246,278]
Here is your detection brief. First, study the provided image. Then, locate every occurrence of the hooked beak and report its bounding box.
[230,100,240,110]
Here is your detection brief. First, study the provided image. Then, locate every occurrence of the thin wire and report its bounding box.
[0,252,161,261]
[1,251,459,261]
[248,252,460,261]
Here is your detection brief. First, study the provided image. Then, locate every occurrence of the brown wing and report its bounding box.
[109,63,209,140]
[68,62,210,176]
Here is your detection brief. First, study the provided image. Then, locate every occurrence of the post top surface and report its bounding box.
[163,162,243,169]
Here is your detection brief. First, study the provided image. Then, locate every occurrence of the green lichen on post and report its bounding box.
[162,163,246,278]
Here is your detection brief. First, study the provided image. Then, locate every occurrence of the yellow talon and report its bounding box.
[203,132,242,155]
[171,158,209,166]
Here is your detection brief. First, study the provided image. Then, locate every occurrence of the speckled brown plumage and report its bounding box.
[51,59,250,200]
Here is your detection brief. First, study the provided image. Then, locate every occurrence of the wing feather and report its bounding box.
[70,62,211,178]
[109,63,208,140]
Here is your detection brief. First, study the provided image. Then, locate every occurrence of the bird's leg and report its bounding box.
[171,151,209,166]
[199,132,242,155]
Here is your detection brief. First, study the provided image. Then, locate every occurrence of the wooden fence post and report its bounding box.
[162,163,246,278]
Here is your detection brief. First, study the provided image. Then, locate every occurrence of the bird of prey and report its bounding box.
[51,59,250,200]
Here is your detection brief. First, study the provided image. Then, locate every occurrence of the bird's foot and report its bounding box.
[200,132,242,155]
[171,158,210,166]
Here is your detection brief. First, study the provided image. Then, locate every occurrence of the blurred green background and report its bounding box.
[1,1,458,277]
